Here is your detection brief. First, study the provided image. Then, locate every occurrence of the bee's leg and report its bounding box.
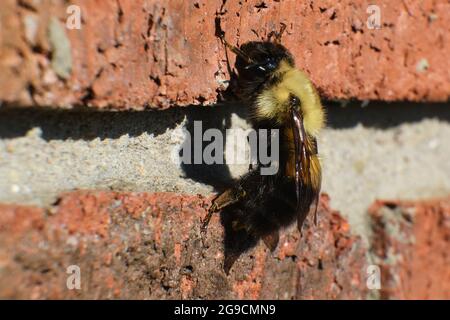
[262,230,280,252]
[200,186,245,241]
[216,30,254,65]
[268,22,287,43]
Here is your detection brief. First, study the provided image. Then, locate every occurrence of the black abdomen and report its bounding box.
[224,130,298,238]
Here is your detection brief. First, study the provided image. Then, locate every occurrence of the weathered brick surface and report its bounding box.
[370,197,450,299]
[0,1,448,109]
[0,192,368,299]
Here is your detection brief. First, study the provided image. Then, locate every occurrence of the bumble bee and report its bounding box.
[201,25,325,262]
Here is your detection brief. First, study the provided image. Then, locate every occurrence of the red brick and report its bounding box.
[0,1,448,109]
[369,197,450,299]
[0,191,368,299]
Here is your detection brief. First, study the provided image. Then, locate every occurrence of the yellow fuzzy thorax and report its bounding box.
[255,60,325,136]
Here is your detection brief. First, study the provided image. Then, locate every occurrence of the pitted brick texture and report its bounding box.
[0,1,448,109]
[370,197,450,299]
[0,192,367,299]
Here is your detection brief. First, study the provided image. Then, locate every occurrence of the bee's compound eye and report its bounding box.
[264,57,277,71]
[244,56,279,74]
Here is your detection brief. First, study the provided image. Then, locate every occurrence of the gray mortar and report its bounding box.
[0,102,449,244]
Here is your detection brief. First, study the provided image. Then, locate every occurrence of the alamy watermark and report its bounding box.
[174,121,280,176]
[366,265,381,290]
[66,265,81,290]
[66,5,82,30]
[62,4,382,31]
[366,5,381,29]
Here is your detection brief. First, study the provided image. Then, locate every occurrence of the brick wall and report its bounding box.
[1,1,449,108]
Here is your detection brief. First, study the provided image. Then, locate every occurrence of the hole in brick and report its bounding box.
[330,11,337,20]
[149,75,161,86]
[324,40,340,46]
[182,265,194,274]
[384,202,398,210]
[255,2,268,12]
[369,44,381,52]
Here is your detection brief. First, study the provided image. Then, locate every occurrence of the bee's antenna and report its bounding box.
[215,16,254,64]
[220,37,254,64]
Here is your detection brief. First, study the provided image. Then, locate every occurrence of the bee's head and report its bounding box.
[235,41,295,80]
[220,39,324,135]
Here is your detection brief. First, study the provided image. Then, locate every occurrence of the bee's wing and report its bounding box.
[310,137,321,225]
[291,109,305,207]
[291,109,321,234]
